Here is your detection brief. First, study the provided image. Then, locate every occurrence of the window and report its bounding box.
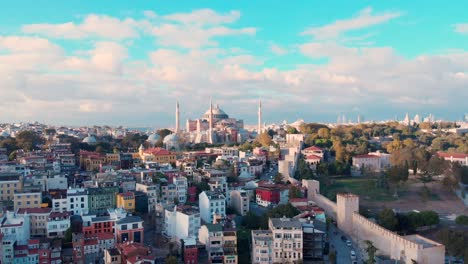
[121,225,127,230]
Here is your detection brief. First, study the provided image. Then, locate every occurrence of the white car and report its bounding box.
[346,240,352,247]
[350,250,356,260]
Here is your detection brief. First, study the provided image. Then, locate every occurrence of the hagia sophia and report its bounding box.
[159,99,263,149]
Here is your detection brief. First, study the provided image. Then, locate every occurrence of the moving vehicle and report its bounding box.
[346,240,352,247]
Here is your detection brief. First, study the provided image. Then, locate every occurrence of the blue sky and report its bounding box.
[0,1,467,127]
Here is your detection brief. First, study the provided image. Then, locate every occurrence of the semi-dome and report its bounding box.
[203,105,229,120]
[82,135,97,144]
[147,133,160,144]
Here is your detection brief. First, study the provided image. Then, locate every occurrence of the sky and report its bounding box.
[1,1,468,127]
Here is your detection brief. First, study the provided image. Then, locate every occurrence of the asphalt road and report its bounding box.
[328,224,363,264]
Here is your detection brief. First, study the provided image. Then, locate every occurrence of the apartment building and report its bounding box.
[67,188,89,215]
[135,183,159,212]
[198,222,238,264]
[164,205,201,241]
[17,207,52,237]
[0,173,22,201]
[116,192,136,213]
[199,191,226,224]
[14,190,42,211]
[229,190,249,216]
[251,217,303,264]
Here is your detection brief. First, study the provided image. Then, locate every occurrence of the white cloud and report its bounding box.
[302,7,401,39]
[270,44,288,55]
[454,23,468,34]
[152,24,255,49]
[164,9,240,25]
[22,14,142,39]
[143,10,157,19]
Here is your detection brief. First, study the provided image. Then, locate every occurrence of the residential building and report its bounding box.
[115,215,144,243]
[138,147,176,164]
[116,242,156,264]
[88,186,119,214]
[46,175,68,190]
[256,182,289,207]
[251,230,273,264]
[135,183,158,212]
[270,217,303,263]
[50,189,68,213]
[0,173,22,201]
[302,146,324,158]
[0,211,31,245]
[67,188,89,215]
[160,182,177,206]
[230,190,249,216]
[17,207,52,237]
[183,238,198,264]
[164,205,201,241]
[13,191,42,211]
[116,192,136,213]
[251,217,303,264]
[47,211,71,238]
[301,219,326,261]
[199,191,226,224]
[198,221,238,264]
[103,248,121,264]
[174,176,188,204]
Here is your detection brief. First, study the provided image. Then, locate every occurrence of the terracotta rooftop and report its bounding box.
[437,152,468,159]
[306,155,322,160]
[144,147,172,156]
[353,154,379,159]
[304,146,323,151]
[17,208,52,214]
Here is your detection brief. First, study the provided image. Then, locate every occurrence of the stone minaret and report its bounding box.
[209,98,213,144]
[175,101,180,134]
[258,100,262,134]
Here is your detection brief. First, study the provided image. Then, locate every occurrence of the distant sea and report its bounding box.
[126,127,154,133]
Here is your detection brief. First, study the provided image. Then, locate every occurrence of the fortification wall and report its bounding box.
[352,212,422,263]
[313,194,337,219]
[302,179,444,264]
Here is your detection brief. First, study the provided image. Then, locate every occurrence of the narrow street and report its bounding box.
[328,224,364,264]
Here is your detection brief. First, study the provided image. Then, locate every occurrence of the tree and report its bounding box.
[455,215,468,225]
[317,128,330,139]
[286,126,299,134]
[364,240,377,264]
[329,250,337,264]
[273,172,284,184]
[165,256,178,264]
[242,212,261,229]
[289,185,303,199]
[378,208,398,231]
[15,130,44,151]
[44,128,56,135]
[64,227,72,243]
[258,132,272,147]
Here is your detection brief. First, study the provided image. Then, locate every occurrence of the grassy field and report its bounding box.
[322,177,398,202]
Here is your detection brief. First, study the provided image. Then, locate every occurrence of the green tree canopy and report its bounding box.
[378,208,398,231]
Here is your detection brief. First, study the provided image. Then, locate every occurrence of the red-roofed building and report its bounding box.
[352,151,390,173]
[302,146,324,158]
[305,154,322,166]
[138,146,176,164]
[117,242,155,264]
[437,152,468,166]
[256,182,289,207]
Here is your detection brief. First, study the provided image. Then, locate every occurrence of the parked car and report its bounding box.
[350,250,356,260]
[341,235,346,241]
[346,240,352,247]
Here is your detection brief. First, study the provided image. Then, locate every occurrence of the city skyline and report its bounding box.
[1,1,468,126]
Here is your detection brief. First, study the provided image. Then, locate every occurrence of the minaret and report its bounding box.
[209,98,213,144]
[175,101,180,134]
[258,100,262,134]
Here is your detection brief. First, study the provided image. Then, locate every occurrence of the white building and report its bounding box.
[46,175,68,190]
[135,183,159,212]
[174,176,188,204]
[0,211,31,245]
[67,188,89,215]
[199,191,226,224]
[352,151,391,173]
[229,190,249,216]
[251,217,303,264]
[51,193,68,213]
[164,205,201,241]
[437,152,468,166]
[47,211,70,238]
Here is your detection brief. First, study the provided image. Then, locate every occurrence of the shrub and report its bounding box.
[455,215,468,225]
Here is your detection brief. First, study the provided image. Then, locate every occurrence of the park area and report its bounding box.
[321,176,468,216]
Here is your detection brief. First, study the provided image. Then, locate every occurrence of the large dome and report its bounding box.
[203,105,229,120]
[82,135,97,144]
[147,133,160,144]
[163,133,179,144]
